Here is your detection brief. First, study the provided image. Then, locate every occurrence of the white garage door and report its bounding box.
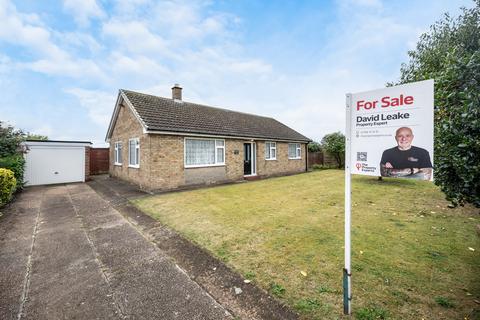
[24,141,89,186]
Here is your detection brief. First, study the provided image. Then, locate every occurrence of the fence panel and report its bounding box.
[90,148,109,175]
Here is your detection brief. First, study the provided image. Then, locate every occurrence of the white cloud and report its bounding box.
[65,88,116,127]
[108,52,170,77]
[102,20,171,56]
[55,31,104,54]
[0,1,66,60]
[150,1,238,42]
[25,58,104,79]
[0,0,105,79]
[63,0,106,27]
[29,125,54,137]
[112,0,153,16]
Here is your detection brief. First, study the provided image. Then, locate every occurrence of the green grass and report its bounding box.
[133,170,480,319]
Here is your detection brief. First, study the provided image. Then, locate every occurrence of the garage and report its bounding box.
[23,140,91,186]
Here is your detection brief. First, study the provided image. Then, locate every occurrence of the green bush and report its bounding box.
[320,132,345,168]
[307,141,322,152]
[0,168,17,207]
[0,154,25,189]
[395,2,480,207]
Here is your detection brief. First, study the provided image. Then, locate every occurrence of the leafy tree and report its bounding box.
[321,132,345,168]
[394,1,480,207]
[308,141,322,152]
[26,133,48,141]
[0,122,25,158]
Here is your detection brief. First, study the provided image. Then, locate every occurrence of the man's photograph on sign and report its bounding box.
[349,80,434,181]
[380,126,433,180]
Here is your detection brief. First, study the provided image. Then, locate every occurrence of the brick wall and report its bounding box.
[85,146,90,181]
[145,135,184,190]
[109,103,150,189]
[256,141,306,177]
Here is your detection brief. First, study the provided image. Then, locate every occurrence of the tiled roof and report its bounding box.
[121,89,311,142]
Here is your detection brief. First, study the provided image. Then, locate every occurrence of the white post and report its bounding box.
[344,93,352,315]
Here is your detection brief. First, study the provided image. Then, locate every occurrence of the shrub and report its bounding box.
[0,168,17,207]
[307,141,322,152]
[0,154,25,189]
[0,122,25,158]
[320,132,345,168]
[394,2,480,207]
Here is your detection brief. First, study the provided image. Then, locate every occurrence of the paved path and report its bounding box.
[0,183,231,320]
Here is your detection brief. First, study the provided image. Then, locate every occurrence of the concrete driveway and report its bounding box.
[0,183,231,320]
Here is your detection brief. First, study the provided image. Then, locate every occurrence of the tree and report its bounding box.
[0,122,26,189]
[321,132,345,168]
[394,1,480,207]
[308,141,322,152]
[0,122,25,158]
[26,133,48,141]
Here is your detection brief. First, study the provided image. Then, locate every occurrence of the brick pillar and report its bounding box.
[85,146,91,181]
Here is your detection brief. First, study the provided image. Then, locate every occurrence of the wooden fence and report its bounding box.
[308,151,324,168]
[89,148,109,175]
[308,151,338,168]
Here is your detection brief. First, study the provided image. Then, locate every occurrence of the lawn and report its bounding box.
[133,170,480,320]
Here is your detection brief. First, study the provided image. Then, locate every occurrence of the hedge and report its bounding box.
[0,154,25,189]
[0,168,16,207]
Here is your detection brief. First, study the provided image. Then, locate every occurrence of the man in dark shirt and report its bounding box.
[380,127,433,180]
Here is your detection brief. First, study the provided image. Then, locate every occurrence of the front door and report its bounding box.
[244,143,256,176]
[244,143,251,175]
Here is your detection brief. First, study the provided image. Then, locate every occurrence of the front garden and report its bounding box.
[134,170,479,319]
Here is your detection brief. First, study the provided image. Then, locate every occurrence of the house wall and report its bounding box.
[256,141,306,177]
[109,104,150,189]
[109,104,307,191]
[145,137,246,190]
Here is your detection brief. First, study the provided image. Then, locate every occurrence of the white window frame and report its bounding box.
[288,143,302,160]
[184,137,226,168]
[265,141,277,160]
[114,141,122,165]
[128,138,140,168]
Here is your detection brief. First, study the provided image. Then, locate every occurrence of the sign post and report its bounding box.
[344,79,434,315]
[344,93,352,315]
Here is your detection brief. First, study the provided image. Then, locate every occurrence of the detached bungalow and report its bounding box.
[105,85,311,191]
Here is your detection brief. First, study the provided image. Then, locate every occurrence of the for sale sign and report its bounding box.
[349,79,434,181]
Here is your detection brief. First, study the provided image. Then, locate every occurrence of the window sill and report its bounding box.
[265,158,277,161]
[114,163,122,166]
[128,165,140,169]
[185,163,226,169]
[288,158,302,160]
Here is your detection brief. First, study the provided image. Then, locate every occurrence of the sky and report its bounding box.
[0,0,473,146]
